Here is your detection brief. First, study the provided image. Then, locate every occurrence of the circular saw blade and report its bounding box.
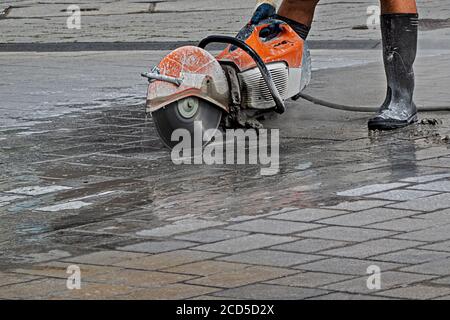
[153,97,223,150]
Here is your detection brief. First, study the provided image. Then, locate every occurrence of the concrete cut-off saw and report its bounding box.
[141,18,311,149]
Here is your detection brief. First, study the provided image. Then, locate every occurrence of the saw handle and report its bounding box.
[198,35,286,114]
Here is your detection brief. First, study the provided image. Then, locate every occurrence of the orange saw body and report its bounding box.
[142,18,311,149]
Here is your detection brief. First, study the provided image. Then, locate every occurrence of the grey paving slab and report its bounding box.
[401,173,450,183]
[388,194,450,212]
[378,285,450,300]
[135,219,226,237]
[420,241,450,253]
[299,226,396,242]
[295,258,404,276]
[192,234,297,254]
[311,293,389,300]
[270,239,349,254]
[269,208,347,222]
[322,272,436,295]
[321,239,423,259]
[431,277,450,286]
[212,284,328,300]
[367,218,439,232]
[415,209,450,223]
[264,272,355,288]
[63,250,149,266]
[394,225,450,242]
[174,229,249,243]
[372,249,450,265]
[367,190,438,201]
[226,219,320,235]
[116,240,197,254]
[218,250,323,267]
[324,200,394,212]
[401,258,450,275]
[337,183,409,197]
[409,180,450,192]
[318,208,416,227]
[418,158,450,169]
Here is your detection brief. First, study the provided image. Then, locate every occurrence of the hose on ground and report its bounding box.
[295,93,450,113]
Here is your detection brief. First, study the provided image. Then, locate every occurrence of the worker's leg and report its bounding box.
[368,0,419,130]
[251,0,319,40]
[278,0,320,27]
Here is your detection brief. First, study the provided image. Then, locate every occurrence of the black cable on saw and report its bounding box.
[294,93,450,113]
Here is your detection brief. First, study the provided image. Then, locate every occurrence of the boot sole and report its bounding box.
[368,114,418,131]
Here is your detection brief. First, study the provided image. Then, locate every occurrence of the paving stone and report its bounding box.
[219,250,323,267]
[322,272,436,294]
[84,269,194,288]
[431,277,450,286]
[193,234,296,254]
[5,185,72,196]
[324,200,393,212]
[367,190,438,201]
[226,219,319,235]
[394,225,450,242]
[311,293,389,300]
[337,183,408,197]
[270,239,349,254]
[367,218,439,232]
[135,219,225,237]
[372,249,450,264]
[418,158,450,169]
[378,285,450,300]
[64,250,149,266]
[401,257,450,275]
[18,249,72,263]
[0,272,40,287]
[212,284,328,300]
[190,295,238,301]
[117,240,197,254]
[299,226,395,242]
[112,250,222,271]
[269,208,347,222]
[54,283,138,300]
[388,194,450,212]
[409,180,450,192]
[416,209,450,223]
[164,261,249,276]
[174,229,248,243]
[0,194,26,203]
[114,284,219,300]
[187,266,296,289]
[13,262,123,279]
[318,208,416,227]
[0,278,68,299]
[264,272,354,288]
[401,173,450,183]
[296,258,404,276]
[321,239,422,259]
[420,241,450,252]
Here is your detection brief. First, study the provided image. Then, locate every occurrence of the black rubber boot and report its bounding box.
[368,14,419,131]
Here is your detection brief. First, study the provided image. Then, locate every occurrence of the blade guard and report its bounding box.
[146,46,229,113]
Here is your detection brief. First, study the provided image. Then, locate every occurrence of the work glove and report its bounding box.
[236,2,277,43]
[249,3,276,25]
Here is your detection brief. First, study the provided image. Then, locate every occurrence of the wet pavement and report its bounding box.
[0,46,450,299]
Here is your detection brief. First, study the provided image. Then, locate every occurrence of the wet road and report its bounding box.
[1,49,449,256]
[0,49,450,299]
